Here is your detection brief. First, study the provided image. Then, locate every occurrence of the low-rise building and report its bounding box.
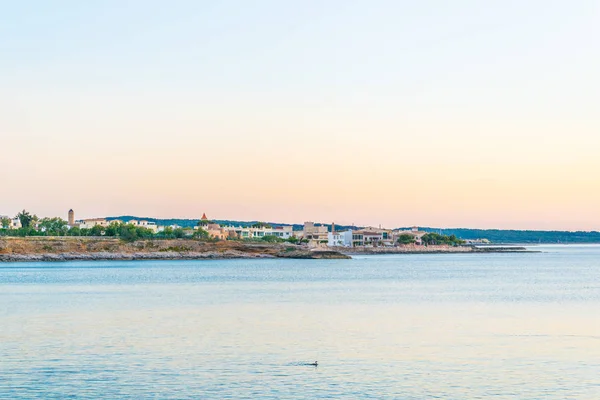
[77,218,110,229]
[327,230,352,247]
[0,215,20,229]
[350,229,388,247]
[219,224,294,240]
[297,222,329,246]
[128,220,160,233]
[352,231,364,247]
[392,227,427,245]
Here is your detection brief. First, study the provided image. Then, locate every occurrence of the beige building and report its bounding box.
[196,214,296,240]
[128,220,160,233]
[297,222,329,246]
[392,227,426,245]
[197,214,230,240]
[77,218,110,229]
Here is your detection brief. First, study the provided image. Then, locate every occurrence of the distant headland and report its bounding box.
[0,209,598,262]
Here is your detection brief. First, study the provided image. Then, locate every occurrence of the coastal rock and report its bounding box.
[276,250,351,259]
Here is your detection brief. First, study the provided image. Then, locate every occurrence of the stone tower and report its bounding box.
[68,209,75,226]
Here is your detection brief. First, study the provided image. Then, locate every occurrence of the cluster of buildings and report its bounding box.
[196,216,427,248]
[327,225,425,247]
[77,217,161,233]
[2,209,429,248]
[197,216,294,241]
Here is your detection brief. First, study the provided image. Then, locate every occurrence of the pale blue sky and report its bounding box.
[3,1,598,95]
[1,1,599,229]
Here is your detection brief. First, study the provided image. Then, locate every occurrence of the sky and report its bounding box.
[1,0,599,230]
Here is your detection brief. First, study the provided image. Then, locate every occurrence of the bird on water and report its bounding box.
[306,361,318,367]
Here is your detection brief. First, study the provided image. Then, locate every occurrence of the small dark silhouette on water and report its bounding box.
[304,361,318,367]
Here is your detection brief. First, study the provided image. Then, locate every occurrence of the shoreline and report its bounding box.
[0,237,350,262]
[0,238,535,262]
[338,245,531,255]
[0,251,350,262]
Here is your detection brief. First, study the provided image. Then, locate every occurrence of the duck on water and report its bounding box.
[304,361,318,367]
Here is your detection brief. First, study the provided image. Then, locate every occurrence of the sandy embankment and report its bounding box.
[0,237,350,262]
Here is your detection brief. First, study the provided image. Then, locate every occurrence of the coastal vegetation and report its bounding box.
[413,228,600,244]
[16,210,36,228]
[4,211,600,245]
[0,212,206,242]
[0,211,301,245]
[396,234,416,245]
[420,233,465,246]
[0,217,10,229]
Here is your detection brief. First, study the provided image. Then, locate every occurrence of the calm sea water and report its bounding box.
[1,245,600,399]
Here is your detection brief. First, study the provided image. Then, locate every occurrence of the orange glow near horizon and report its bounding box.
[2,2,599,231]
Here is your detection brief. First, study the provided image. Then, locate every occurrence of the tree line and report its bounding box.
[0,210,212,242]
[396,232,465,246]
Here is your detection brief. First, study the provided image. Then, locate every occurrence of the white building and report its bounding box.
[128,220,160,233]
[0,216,23,229]
[327,230,353,247]
[0,215,19,229]
[222,225,294,240]
[77,218,110,229]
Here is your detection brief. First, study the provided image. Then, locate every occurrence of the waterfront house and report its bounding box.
[327,230,352,247]
[392,227,426,245]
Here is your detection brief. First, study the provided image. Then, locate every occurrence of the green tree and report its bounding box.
[173,228,185,239]
[16,210,34,228]
[1,217,10,229]
[421,233,465,246]
[261,235,281,243]
[135,227,154,239]
[89,225,104,236]
[251,222,272,229]
[193,228,209,239]
[104,222,122,237]
[397,234,416,245]
[68,226,82,236]
[39,217,68,236]
[160,227,174,238]
[118,224,138,242]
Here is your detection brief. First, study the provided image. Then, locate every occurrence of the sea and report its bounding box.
[1,245,599,399]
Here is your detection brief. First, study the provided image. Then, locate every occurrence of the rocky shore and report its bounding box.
[0,238,531,262]
[0,237,350,262]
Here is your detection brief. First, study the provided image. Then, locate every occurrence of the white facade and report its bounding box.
[0,215,20,229]
[129,220,160,233]
[77,219,160,233]
[78,219,110,229]
[327,230,353,247]
[223,225,294,239]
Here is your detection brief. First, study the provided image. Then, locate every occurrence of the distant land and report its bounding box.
[106,216,600,244]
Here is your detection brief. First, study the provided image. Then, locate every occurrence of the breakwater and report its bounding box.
[338,244,529,255]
